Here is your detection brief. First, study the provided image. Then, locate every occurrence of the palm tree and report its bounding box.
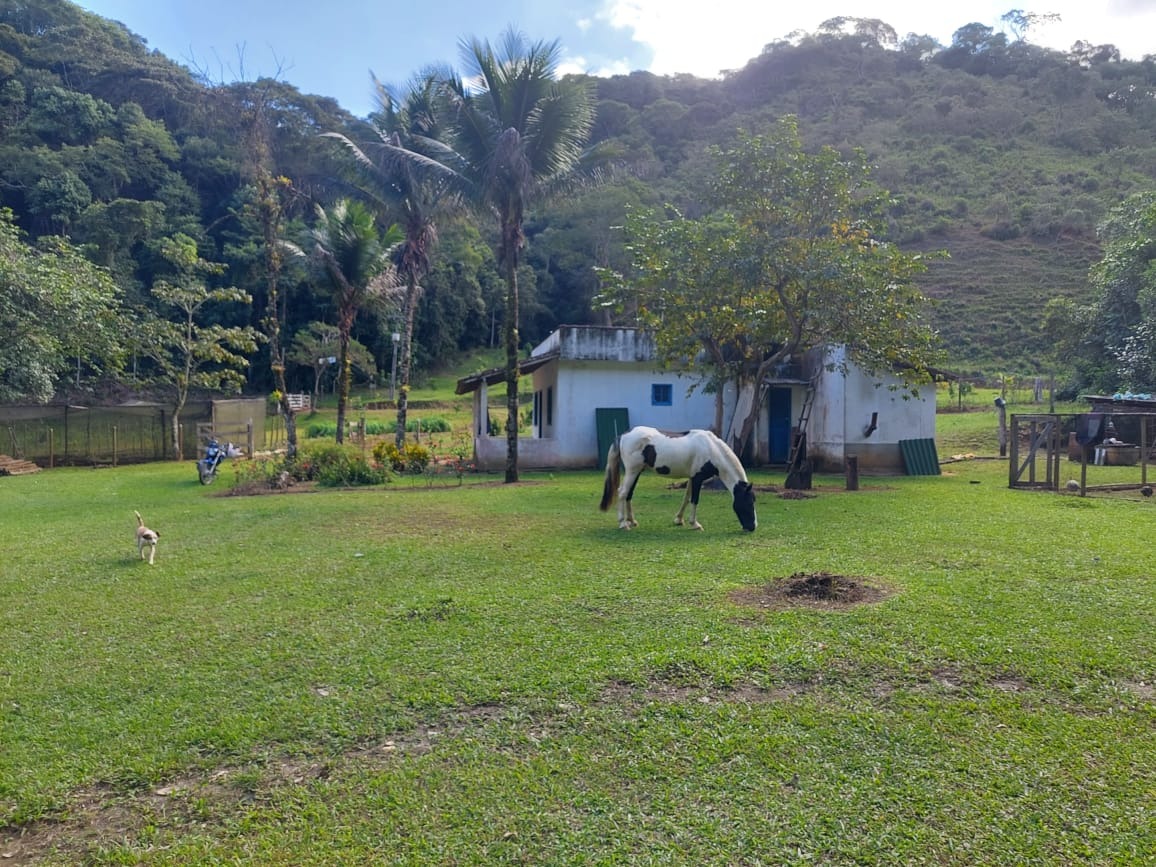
[442,30,595,482]
[325,71,461,450]
[293,199,402,443]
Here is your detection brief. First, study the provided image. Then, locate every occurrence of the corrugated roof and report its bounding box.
[454,351,559,395]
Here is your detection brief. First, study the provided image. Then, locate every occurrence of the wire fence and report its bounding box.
[0,399,269,467]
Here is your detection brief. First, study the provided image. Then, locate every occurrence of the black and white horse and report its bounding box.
[600,426,757,532]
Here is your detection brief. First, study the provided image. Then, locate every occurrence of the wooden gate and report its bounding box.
[1008,413,1062,489]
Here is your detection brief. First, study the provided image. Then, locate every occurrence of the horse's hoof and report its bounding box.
[690,523,704,531]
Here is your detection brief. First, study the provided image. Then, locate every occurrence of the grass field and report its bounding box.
[1,395,1154,864]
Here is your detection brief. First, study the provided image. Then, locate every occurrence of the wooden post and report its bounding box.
[1008,413,1019,488]
[995,397,1007,457]
[48,428,54,468]
[113,425,118,467]
[1142,416,1148,487]
[845,455,859,491]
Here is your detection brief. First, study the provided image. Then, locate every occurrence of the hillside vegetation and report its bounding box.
[2,2,1155,391]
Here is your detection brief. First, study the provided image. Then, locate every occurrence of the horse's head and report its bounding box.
[732,481,757,532]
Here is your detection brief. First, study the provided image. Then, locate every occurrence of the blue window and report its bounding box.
[651,383,673,406]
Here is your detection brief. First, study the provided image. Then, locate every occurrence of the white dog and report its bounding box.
[134,510,159,565]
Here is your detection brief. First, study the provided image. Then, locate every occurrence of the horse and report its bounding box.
[600,426,757,532]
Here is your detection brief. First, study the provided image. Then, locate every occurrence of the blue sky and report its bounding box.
[74,1,1156,118]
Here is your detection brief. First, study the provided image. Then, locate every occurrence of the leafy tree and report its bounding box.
[1000,9,1060,43]
[1089,191,1156,390]
[288,199,401,443]
[240,80,306,459]
[604,117,942,453]
[0,207,123,402]
[74,197,166,277]
[26,168,90,232]
[937,23,1012,76]
[442,29,595,481]
[138,234,262,459]
[24,85,113,146]
[411,220,495,365]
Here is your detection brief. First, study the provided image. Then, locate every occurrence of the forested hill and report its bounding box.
[3,1,1155,386]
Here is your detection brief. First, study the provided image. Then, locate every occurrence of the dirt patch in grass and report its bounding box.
[729,572,896,612]
[223,479,322,496]
[0,705,510,865]
[1124,680,1155,700]
[751,483,893,497]
[222,477,536,497]
[596,679,815,713]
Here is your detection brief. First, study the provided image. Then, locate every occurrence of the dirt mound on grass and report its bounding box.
[729,572,894,611]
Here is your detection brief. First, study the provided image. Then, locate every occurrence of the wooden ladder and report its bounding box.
[784,378,818,488]
[785,382,815,469]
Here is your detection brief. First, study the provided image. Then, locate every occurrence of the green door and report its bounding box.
[595,408,630,469]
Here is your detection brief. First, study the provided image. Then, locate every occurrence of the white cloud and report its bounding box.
[595,0,1154,80]
[558,55,634,78]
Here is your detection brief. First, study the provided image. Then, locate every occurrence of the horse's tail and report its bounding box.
[599,440,621,511]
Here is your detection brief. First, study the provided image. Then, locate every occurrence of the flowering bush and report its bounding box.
[229,443,386,492]
[303,442,387,487]
[373,440,431,473]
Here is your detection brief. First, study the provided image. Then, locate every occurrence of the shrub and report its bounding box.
[298,442,387,487]
[373,440,431,473]
[381,417,451,434]
[230,454,289,491]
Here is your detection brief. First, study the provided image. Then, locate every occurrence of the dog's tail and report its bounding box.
[135,510,144,528]
[599,440,621,512]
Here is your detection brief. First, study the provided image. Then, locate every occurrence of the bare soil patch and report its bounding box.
[729,571,895,611]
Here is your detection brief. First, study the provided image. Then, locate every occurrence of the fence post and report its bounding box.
[247,420,254,457]
[113,425,118,467]
[49,428,54,468]
[995,397,1007,457]
[845,455,859,491]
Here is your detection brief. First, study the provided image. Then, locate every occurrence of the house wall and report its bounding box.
[473,360,719,470]
[806,346,936,472]
[466,330,933,474]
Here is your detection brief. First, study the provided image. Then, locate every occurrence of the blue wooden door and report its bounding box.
[768,388,792,464]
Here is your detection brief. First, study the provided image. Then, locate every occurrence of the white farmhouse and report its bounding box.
[455,325,936,474]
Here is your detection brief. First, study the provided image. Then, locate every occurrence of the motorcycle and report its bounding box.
[198,438,225,485]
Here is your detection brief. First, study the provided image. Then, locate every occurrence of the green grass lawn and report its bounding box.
[1,402,1154,864]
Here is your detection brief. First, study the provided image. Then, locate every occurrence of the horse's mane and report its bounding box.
[705,431,748,486]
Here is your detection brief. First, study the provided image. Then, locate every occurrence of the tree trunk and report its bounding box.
[336,327,351,445]
[170,389,187,461]
[256,170,296,460]
[282,408,297,459]
[171,410,182,462]
[395,275,420,450]
[503,253,520,483]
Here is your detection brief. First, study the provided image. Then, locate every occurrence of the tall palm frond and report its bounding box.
[323,71,473,448]
[305,198,401,443]
[440,28,595,482]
